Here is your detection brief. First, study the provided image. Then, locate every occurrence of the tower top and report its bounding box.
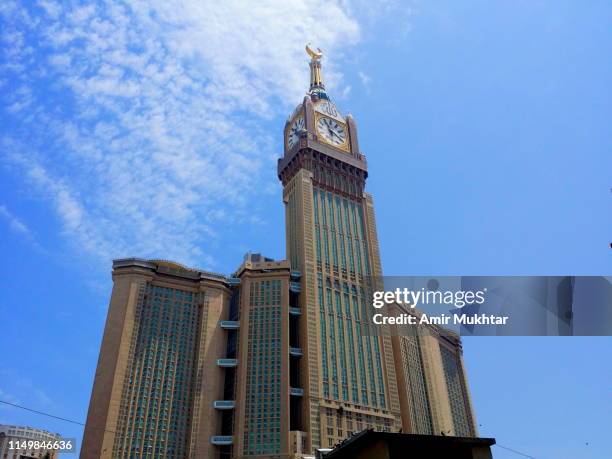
[306,44,329,100]
[305,43,323,61]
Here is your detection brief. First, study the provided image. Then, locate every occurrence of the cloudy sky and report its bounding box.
[1,0,370,268]
[1,1,610,458]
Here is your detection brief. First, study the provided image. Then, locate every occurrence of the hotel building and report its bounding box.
[81,48,477,459]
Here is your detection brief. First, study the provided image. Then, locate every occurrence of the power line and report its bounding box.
[0,400,85,427]
[495,443,536,459]
[0,399,116,434]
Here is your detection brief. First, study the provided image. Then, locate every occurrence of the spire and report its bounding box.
[306,44,329,100]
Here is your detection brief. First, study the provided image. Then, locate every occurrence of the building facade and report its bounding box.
[390,309,477,437]
[0,425,62,459]
[278,48,404,452]
[81,259,231,459]
[81,48,477,459]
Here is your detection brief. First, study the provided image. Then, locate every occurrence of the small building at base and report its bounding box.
[321,430,495,459]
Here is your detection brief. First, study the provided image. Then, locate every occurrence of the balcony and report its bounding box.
[210,436,233,446]
[227,277,241,286]
[289,347,303,357]
[289,307,302,316]
[290,270,302,279]
[290,387,304,397]
[220,320,239,330]
[289,282,301,293]
[217,358,238,368]
[213,400,236,410]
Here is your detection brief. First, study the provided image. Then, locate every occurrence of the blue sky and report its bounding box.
[0,1,610,458]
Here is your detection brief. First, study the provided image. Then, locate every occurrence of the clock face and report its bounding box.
[316,116,347,147]
[287,115,305,149]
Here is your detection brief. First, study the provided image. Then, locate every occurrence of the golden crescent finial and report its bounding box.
[306,43,323,60]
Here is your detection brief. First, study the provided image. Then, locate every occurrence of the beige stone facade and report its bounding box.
[81,260,232,459]
[390,308,478,437]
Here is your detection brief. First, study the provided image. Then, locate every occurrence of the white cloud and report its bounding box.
[36,0,61,19]
[0,204,33,237]
[0,1,408,270]
[358,70,372,90]
[0,203,47,254]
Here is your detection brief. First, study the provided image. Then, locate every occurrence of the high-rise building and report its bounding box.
[390,309,477,437]
[81,47,477,459]
[278,46,404,451]
[81,259,231,459]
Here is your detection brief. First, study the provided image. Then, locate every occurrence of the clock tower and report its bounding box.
[82,45,478,459]
[278,46,403,451]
